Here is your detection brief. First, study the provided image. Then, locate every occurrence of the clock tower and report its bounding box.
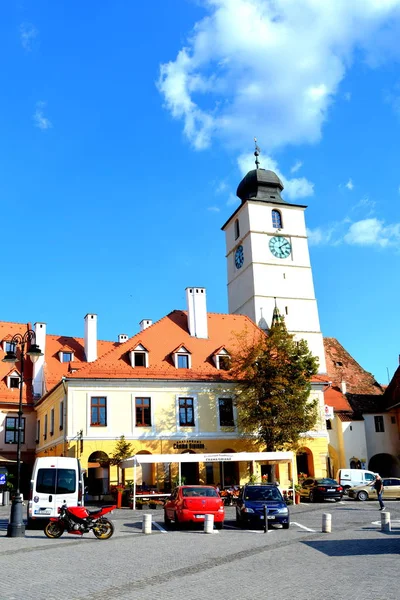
[221,163,326,374]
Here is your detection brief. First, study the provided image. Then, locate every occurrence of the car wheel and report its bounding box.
[343,486,350,496]
[309,491,315,503]
[334,498,341,502]
[282,522,290,529]
[357,490,368,502]
[164,510,171,526]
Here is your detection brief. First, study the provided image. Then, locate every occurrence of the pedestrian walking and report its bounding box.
[372,474,385,510]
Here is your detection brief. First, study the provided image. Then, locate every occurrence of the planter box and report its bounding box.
[149,504,163,510]
[134,503,150,510]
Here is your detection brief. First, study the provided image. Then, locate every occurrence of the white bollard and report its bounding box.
[381,511,391,532]
[142,513,152,534]
[204,514,214,533]
[322,513,331,533]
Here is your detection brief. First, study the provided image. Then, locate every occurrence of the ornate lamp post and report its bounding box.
[2,330,43,537]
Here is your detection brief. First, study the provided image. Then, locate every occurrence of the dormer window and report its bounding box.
[3,341,15,353]
[272,209,282,229]
[213,348,231,370]
[6,371,21,389]
[173,346,192,369]
[59,351,74,363]
[129,344,149,368]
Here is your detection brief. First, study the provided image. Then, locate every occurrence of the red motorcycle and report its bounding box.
[44,503,116,540]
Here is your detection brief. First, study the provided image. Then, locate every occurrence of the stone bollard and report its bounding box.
[204,514,214,533]
[381,511,391,532]
[142,513,152,534]
[322,513,331,533]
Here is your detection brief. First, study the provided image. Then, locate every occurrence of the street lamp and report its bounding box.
[2,330,43,537]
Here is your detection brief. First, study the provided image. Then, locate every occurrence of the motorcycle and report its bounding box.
[44,502,116,540]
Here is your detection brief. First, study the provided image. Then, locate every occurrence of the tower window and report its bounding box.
[285,306,288,315]
[234,219,240,240]
[272,209,282,229]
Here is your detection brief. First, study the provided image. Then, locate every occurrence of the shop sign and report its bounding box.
[173,440,205,450]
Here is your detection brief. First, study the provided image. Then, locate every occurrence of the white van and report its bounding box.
[27,457,85,527]
[337,468,376,492]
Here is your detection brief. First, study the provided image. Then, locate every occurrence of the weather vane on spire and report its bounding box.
[254,137,261,169]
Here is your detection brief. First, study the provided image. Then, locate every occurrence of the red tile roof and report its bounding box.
[324,385,352,411]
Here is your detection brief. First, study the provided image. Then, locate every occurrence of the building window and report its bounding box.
[326,419,332,430]
[91,397,107,426]
[374,416,385,433]
[134,352,146,367]
[5,416,25,444]
[272,209,282,229]
[218,398,234,427]
[136,397,151,426]
[9,376,20,389]
[179,397,195,426]
[391,416,396,424]
[217,354,231,371]
[36,419,40,443]
[44,414,48,440]
[59,401,64,430]
[234,219,240,240]
[61,352,72,363]
[50,408,54,435]
[177,354,189,369]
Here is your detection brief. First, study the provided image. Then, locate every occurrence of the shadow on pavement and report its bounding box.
[303,537,400,556]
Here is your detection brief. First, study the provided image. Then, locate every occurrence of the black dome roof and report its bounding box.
[237,168,285,204]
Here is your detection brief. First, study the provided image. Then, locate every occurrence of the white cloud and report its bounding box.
[345,178,354,190]
[290,160,303,174]
[226,192,238,206]
[215,181,228,194]
[33,102,52,130]
[344,218,400,247]
[344,92,352,101]
[308,217,400,248]
[237,153,314,200]
[20,23,38,51]
[207,205,221,212]
[158,0,400,152]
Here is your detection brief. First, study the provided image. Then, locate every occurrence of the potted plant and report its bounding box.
[149,499,164,510]
[294,483,302,504]
[133,498,150,510]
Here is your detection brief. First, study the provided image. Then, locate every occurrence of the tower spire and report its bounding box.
[254,137,261,169]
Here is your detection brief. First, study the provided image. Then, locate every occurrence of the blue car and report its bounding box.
[236,484,290,529]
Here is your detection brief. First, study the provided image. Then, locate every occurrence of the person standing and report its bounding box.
[373,474,385,510]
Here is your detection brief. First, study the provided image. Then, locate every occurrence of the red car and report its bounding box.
[164,485,225,529]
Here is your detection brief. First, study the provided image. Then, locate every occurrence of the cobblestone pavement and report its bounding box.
[0,498,399,600]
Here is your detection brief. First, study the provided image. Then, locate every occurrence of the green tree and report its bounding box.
[109,436,134,466]
[231,311,319,481]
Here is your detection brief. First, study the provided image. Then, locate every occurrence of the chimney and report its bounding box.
[341,380,347,395]
[186,287,208,338]
[84,314,97,362]
[33,322,46,397]
[139,319,152,331]
[118,334,128,343]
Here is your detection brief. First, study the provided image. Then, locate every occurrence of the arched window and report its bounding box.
[272,209,282,229]
[234,219,240,240]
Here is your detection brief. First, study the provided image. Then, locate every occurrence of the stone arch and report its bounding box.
[296,447,315,478]
[220,448,238,487]
[136,450,153,487]
[87,451,110,498]
[368,453,400,477]
[181,450,199,485]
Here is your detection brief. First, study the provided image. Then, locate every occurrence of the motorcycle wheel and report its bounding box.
[93,518,114,540]
[44,521,64,538]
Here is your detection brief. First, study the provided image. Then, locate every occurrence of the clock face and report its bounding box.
[269,236,291,259]
[235,245,244,269]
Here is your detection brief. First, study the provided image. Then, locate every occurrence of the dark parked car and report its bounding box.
[299,477,343,502]
[236,484,290,529]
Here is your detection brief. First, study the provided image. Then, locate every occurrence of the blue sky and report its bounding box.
[1,0,400,386]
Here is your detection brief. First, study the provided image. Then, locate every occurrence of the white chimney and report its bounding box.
[84,314,97,362]
[118,334,128,343]
[33,322,46,397]
[186,287,208,338]
[139,319,152,331]
[341,380,347,395]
